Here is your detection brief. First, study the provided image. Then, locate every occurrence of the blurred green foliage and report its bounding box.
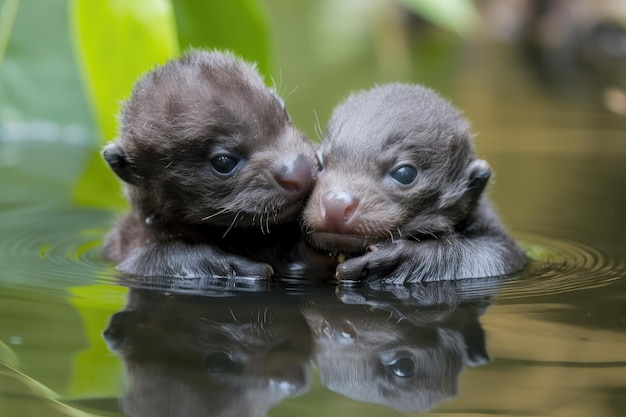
[172,0,274,77]
[71,0,180,144]
[0,0,93,129]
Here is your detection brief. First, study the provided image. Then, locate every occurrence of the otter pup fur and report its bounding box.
[302,83,526,284]
[102,50,315,280]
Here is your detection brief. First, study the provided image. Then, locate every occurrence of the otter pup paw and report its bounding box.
[117,242,273,280]
[335,240,427,284]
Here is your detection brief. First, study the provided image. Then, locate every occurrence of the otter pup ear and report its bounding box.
[103,142,140,185]
[464,159,492,203]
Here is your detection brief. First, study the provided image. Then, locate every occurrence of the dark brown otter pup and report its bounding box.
[302,83,526,284]
[102,50,315,280]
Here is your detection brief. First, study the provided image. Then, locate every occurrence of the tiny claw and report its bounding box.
[367,244,379,252]
[335,266,361,286]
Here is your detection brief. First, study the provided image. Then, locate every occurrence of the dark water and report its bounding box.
[2,20,626,417]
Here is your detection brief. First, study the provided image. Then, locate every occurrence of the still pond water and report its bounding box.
[1,54,626,417]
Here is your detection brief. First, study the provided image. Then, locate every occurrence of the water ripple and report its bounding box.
[0,225,115,288]
[494,233,624,300]
[0,220,622,298]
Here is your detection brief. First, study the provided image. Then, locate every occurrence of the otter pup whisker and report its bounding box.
[222,211,242,239]
[229,308,241,324]
[287,85,299,99]
[259,214,265,234]
[201,208,229,222]
[265,212,272,235]
[313,110,324,142]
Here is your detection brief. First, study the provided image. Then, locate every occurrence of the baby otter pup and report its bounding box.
[303,83,526,284]
[102,50,315,280]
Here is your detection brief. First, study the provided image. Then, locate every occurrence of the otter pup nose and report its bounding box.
[320,190,360,233]
[275,154,313,196]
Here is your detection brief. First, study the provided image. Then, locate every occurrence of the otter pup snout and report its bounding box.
[274,153,313,198]
[319,190,360,234]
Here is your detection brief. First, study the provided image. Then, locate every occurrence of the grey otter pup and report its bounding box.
[102,50,315,280]
[303,83,526,283]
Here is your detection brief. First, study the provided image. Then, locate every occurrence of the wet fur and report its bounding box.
[303,84,527,283]
[102,50,316,280]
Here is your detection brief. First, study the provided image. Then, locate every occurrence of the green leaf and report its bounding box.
[396,0,479,36]
[70,0,180,143]
[172,0,274,78]
[0,0,95,135]
[70,0,180,208]
[0,339,18,368]
[0,0,20,68]
[0,364,107,416]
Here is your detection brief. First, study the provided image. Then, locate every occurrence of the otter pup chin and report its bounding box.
[302,83,526,284]
[101,50,315,280]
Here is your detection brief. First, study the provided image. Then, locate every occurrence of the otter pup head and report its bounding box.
[103,50,314,229]
[303,83,491,253]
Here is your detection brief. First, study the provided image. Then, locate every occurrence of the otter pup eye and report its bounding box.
[204,351,245,374]
[390,165,417,185]
[210,155,239,175]
[388,356,416,378]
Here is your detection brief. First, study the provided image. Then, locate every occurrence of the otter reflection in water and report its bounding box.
[104,278,496,416]
[104,289,312,417]
[302,281,494,413]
